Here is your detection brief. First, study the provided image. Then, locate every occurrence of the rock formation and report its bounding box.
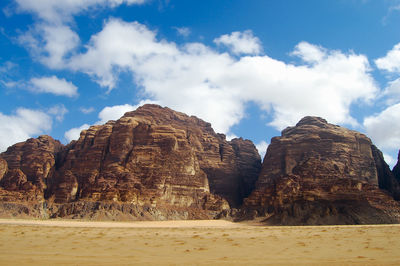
[0,104,261,220]
[0,136,63,199]
[372,146,400,200]
[1,107,400,225]
[240,117,400,225]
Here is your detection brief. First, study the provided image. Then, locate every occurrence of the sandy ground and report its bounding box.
[0,219,399,265]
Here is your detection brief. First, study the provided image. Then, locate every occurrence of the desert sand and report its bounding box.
[0,219,399,265]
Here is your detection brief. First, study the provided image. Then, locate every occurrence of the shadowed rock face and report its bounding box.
[240,116,400,225]
[0,104,261,220]
[393,151,400,183]
[372,146,400,200]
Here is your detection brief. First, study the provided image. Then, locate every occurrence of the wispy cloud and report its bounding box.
[382,2,400,25]
[80,107,95,114]
[48,104,68,122]
[174,27,191,37]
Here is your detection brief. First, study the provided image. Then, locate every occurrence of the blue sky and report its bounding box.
[1,0,400,167]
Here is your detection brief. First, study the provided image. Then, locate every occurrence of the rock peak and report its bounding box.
[137,103,165,111]
[296,116,328,127]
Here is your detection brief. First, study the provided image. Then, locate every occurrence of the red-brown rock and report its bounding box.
[49,105,260,217]
[0,104,261,220]
[0,135,64,205]
[240,117,400,225]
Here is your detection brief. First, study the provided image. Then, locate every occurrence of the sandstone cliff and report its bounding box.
[0,104,261,220]
[240,117,400,225]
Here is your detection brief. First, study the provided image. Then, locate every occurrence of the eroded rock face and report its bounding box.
[0,135,63,200]
[240,117,400,225]
[50,105,260,212]
[0,104,261,220]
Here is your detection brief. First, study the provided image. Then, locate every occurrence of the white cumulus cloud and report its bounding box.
[64,19,378,135]
[15,0,147,69]
[363,103,400,150]
[214,30,262,55]
[30,75,78,97]
[0,108,52,152]
[375,43,400,73]
[255,140,269,161]
[97,100,158,124]
[97,104,137,124]
[18,24,80,69]
[291,41,327,64]
[381,78,400,105]
[64,124,90,143]
[69,19,178,89]
[14,0,148,24]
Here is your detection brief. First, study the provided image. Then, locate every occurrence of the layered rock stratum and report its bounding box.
[240,117,400,225]
[0,104,261,220]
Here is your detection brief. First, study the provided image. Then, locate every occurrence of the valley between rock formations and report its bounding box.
[0,104,400,225]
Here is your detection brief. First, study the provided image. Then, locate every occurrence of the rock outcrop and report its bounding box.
[0,104,261,220]
[372,146,400,200]
[0,136,63,200]
[240,117,400,225]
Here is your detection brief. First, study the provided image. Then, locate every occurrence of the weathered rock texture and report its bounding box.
[0,136,63,200]
[0,104,261,220]
[240,117,400,225]
[1,108,400,225]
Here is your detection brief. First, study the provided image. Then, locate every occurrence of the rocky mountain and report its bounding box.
[0,104,261,220]
[239,117,400,225]
[1,106,400,225]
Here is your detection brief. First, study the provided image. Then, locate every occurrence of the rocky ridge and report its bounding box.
[1,106,400,224]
